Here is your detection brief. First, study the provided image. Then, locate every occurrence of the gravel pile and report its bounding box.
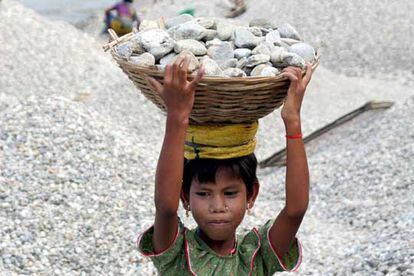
[1,0,413,275]
[0,0,165,149]
[0,94,159,274]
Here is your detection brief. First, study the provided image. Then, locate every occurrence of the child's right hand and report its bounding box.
[147,55,205,124]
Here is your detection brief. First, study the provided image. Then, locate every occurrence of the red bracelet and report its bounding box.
[286,134,303,139]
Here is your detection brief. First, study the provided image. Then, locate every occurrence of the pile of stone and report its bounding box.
[114,14,317,77]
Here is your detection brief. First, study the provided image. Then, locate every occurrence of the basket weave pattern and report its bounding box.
[106,31,319,124]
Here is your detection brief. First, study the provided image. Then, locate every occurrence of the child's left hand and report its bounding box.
[280,64,314,124]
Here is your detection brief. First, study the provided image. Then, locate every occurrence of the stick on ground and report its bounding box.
[259,101,394,168]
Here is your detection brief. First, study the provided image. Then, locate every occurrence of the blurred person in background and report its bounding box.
[226,0,246,18]
[103,0,140,35]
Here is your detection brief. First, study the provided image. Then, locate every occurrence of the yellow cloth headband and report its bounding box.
[184,122,258,160]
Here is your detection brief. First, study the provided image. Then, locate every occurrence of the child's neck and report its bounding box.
[197,228,236,256]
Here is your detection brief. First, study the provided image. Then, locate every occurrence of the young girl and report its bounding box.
[138,54,314,275]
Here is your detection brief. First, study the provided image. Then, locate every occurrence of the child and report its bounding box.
[103,0,139,35]
[138,54,314,275]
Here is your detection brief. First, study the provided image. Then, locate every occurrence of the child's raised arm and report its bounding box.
[269,65,314,258]
[146,56,204,253]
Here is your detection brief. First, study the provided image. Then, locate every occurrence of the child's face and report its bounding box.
[188,168,249,241]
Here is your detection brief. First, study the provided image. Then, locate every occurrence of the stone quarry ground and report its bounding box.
[0,0,413,275]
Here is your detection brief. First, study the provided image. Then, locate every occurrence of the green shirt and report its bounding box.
[138,218,301,275]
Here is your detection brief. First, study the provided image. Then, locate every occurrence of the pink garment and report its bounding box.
[114,3,132,17]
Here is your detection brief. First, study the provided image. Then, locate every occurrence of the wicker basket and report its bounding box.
[103,29,320,124]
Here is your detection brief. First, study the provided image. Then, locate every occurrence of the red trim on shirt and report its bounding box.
[184,229,197,276]
[248,228,262,276]
[266,226,302,271]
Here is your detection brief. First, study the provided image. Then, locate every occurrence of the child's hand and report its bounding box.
[280,64,314,124]
[147,55,205,124]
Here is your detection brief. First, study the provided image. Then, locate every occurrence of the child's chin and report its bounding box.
[203,227,234,241]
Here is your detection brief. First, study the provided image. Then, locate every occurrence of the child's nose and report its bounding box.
[209,196,227,213]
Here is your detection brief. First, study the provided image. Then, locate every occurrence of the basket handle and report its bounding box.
[102,28,120,52]
[108,28,119,41]
[103,28,136,52]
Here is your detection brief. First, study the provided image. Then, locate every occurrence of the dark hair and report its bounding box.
[124,0,134,3]
[183,154,258,197]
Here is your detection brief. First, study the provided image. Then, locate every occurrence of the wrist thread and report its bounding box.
[286,134,303,140]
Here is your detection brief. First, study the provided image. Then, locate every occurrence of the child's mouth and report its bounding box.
[208,220,230,226]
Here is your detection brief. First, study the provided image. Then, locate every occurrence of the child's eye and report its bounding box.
[224,191,238,196]
[196,192,208,196]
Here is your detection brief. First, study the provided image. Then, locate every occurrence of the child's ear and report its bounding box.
[180,190,190,208]
[247,181,260,207]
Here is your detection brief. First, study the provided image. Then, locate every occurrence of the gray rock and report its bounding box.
[193,17,216,29]
[281,38,301,46]
[249,18,278,29]
[252,44,272,56]
[174,39,207,56]
[283,52,306,68]
[261,66,280,76]
[116,42,133,59]
[218,58,238,70]
[247,27,263,37]
[128,34,145,54]
[260,28,273,36]
[138,19,159,31]
[159,52,177,66]
[130,53,156,66]
[279,41,292,50]
[223,68,247,77]
[216,21,235,41]
[265,30,282,46]
[165,14,194,29]
[289,42,316,63]
[206,38,223,48]
[234,48,252,59]
[207,42,234,61]
[234,28,261,49]
[236,57,248,69]
[250,64,268,76]
[263,41,277,51]
[169,21,206,41]
[246,54,270,67]
[278,23,302,40]
[270,46,288,64]
[200,57,223,76]
[259,36,266,44]
[170,51,200,72]
[140,29,174,60]
[203,29,218,41]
